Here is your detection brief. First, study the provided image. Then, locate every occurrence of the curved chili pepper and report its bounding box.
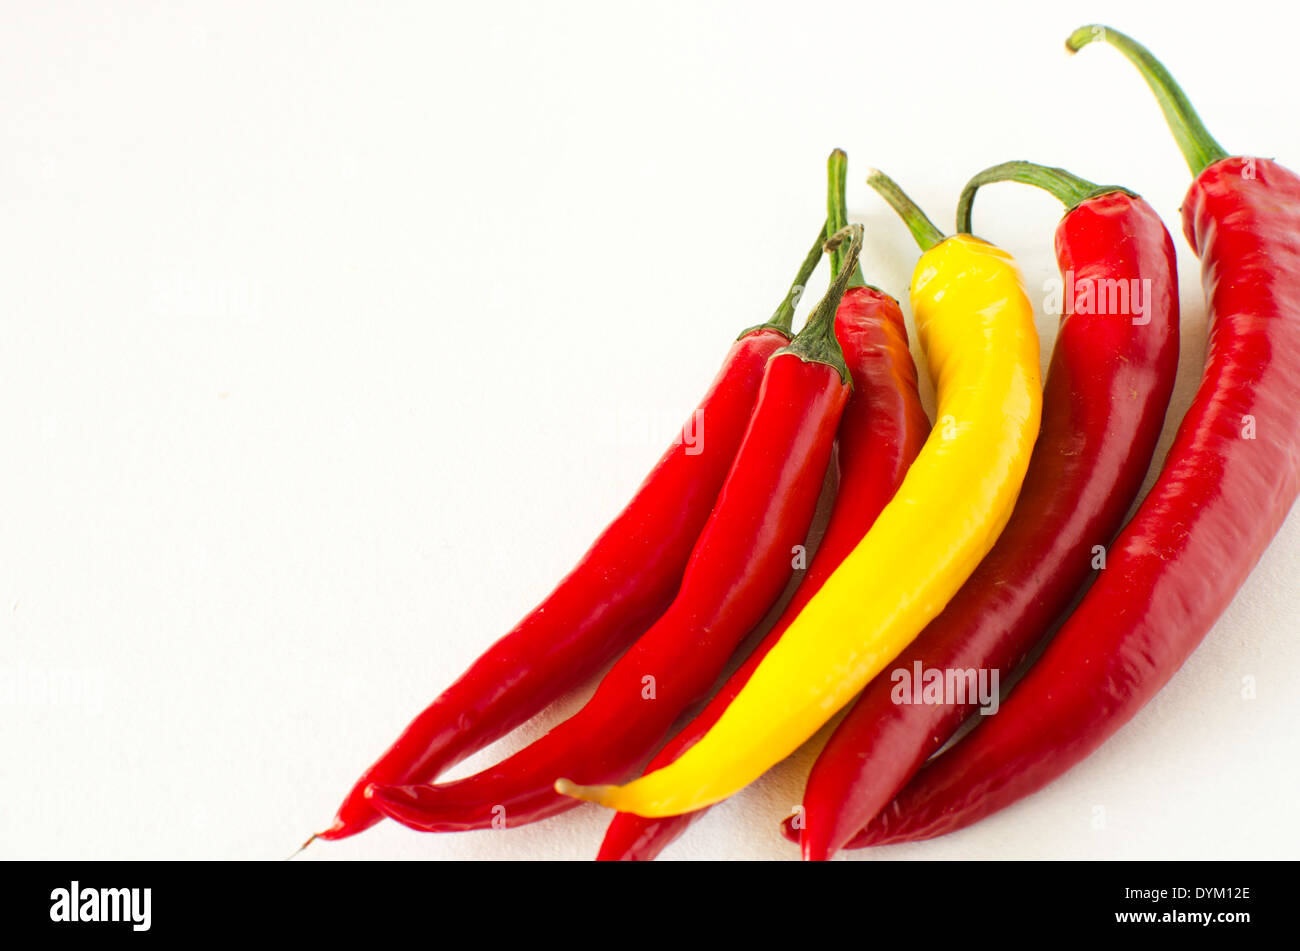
[364,225,864,833]
[559,173,1042,820]
[596,151,930,861]
[785,159,1180,860]
[852,25,1300,847]
[315,226,827,843]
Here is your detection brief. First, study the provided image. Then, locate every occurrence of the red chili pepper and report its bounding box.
[850,25,1300,847]
[782,159,1180,860]
[597,151,929,861]
[365,224,865,833]
[317,227,826,843]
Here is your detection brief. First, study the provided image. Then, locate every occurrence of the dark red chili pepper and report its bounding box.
[850,25,1300,847]
[365,225,865,833]
[784,159,1180,859]
[317,226,826,843]
[597,151,929,861]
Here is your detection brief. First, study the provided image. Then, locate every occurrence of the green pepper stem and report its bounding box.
[956,160,1134,235]
[865,169,945,252]
[1066,24,1228,178]
[779,223,863,384]
[827,150,866,289]
[744,222,828,338]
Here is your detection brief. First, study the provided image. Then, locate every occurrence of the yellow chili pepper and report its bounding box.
[557,171,1042,818]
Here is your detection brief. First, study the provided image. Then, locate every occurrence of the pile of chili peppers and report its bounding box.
[313,26,1300,860]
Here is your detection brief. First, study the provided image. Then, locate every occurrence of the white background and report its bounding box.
[2,1,1297,861]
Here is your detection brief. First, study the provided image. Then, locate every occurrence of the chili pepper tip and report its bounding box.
[554,778,616,807]
[287,835,317,860]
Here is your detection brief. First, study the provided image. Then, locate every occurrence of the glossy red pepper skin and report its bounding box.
[854,157,1300,846]
[322,327,789,840]
[367,348,851,832]
[598,286,929,861]
[789,191,1180,859]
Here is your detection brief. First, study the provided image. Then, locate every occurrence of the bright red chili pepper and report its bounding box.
[782,159,1180,860]
[849,25,1300,847]
[317,227,827,843]
[597,151,929,861]
[364,225,865,833]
